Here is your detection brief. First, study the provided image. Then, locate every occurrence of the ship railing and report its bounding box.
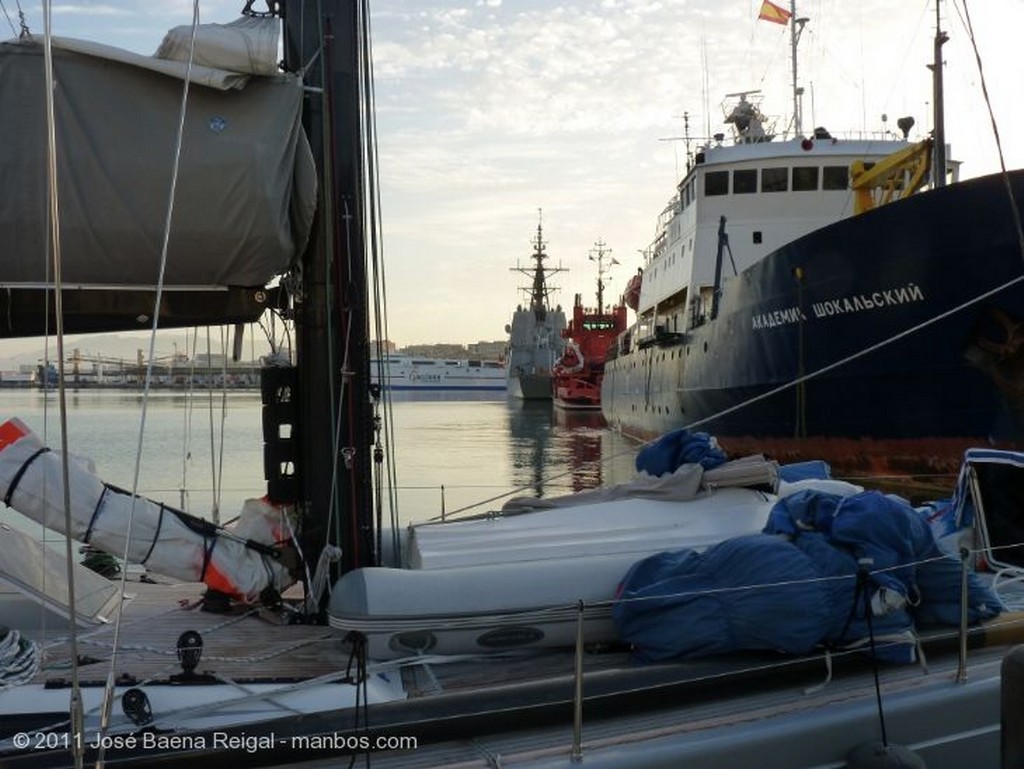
[348,543,1015,763]
[561,541,1017,762]
[713,126,916,146]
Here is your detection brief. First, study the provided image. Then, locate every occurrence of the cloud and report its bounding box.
[7,0,1024,349]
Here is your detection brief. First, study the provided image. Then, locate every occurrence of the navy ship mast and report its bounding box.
[511,211,565,321]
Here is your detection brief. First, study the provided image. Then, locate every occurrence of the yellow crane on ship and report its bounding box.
[850,137,934,215]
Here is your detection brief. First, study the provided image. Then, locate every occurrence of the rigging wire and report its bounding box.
[216,326,229,519]
[202,325,230,523]
[360,0,403,564]
[40,3,85,765]
[0,0,17,37]
[314,7,347,567]
[205,327,219,521]
[35,0,54,689]
[94,2,202,763]
[179,326,200,512]
[954,0,1024,269]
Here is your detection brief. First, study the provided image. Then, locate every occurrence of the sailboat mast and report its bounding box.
[282,0,375,586]
[932,0,948,187]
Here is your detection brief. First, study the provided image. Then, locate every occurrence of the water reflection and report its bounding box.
[505,401,552,497]
[553,408,608,493]
[3,390,641,529]
[505,400,637,499]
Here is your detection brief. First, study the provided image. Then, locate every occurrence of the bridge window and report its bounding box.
[705,171,729,197]
[761,167,788,192]
[823,166,849,190]
[793,166,819,191]
[733,169,757,194]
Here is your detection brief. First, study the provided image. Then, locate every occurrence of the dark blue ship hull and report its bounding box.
[602,171,1024,477]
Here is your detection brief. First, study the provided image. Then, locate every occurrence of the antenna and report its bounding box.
[588,239,618,313]
[701,34,711,140]
[659,111,695,177]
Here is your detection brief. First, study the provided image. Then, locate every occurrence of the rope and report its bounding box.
[343,630,371,769]
[860,564,890,747]
[0,628,40,689]
[305,543,343,614]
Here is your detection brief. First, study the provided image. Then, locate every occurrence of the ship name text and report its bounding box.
[751,283,925,331]
[751,307,805,329]
[811,283,925,319]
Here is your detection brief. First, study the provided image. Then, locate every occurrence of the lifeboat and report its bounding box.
[623,270,642,311]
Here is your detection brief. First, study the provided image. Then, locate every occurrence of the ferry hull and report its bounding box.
[602,170,1024,479]
[371,356,506,394]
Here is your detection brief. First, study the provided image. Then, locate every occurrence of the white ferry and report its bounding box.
[371,355,506,392]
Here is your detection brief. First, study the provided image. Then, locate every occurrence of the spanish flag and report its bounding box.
[758,0,792,25]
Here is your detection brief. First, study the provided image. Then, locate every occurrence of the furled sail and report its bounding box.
[0,418,295,603]
[0,19,316,334]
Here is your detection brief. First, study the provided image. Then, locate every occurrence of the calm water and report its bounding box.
[0,389,640,529]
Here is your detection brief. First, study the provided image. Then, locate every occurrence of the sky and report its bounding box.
[3,0,1023,353]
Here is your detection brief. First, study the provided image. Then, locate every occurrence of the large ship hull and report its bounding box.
[508,372,553,400]
[602,170,1024,479]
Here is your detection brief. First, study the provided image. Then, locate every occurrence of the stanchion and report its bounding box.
[571,599,584,763]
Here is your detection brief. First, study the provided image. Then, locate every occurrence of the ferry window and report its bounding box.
[753,231,762,244]
[761,167,788,192]
[705,171,729,197]
[793,166,819,191]
[823,166,849,190]
[733,169,757,194]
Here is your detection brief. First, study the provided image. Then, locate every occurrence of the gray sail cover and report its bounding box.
[0,37,316,287]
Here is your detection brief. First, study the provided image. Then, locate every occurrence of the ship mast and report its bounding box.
[789,0,808,137]
[588,239,618,313]
[511,210,566,321]
[931,0,948,187]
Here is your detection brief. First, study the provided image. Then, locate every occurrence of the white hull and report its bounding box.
[331,478,777,658]
[371,355,506,392]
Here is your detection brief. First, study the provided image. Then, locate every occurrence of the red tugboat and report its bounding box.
[553,240,628,409]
